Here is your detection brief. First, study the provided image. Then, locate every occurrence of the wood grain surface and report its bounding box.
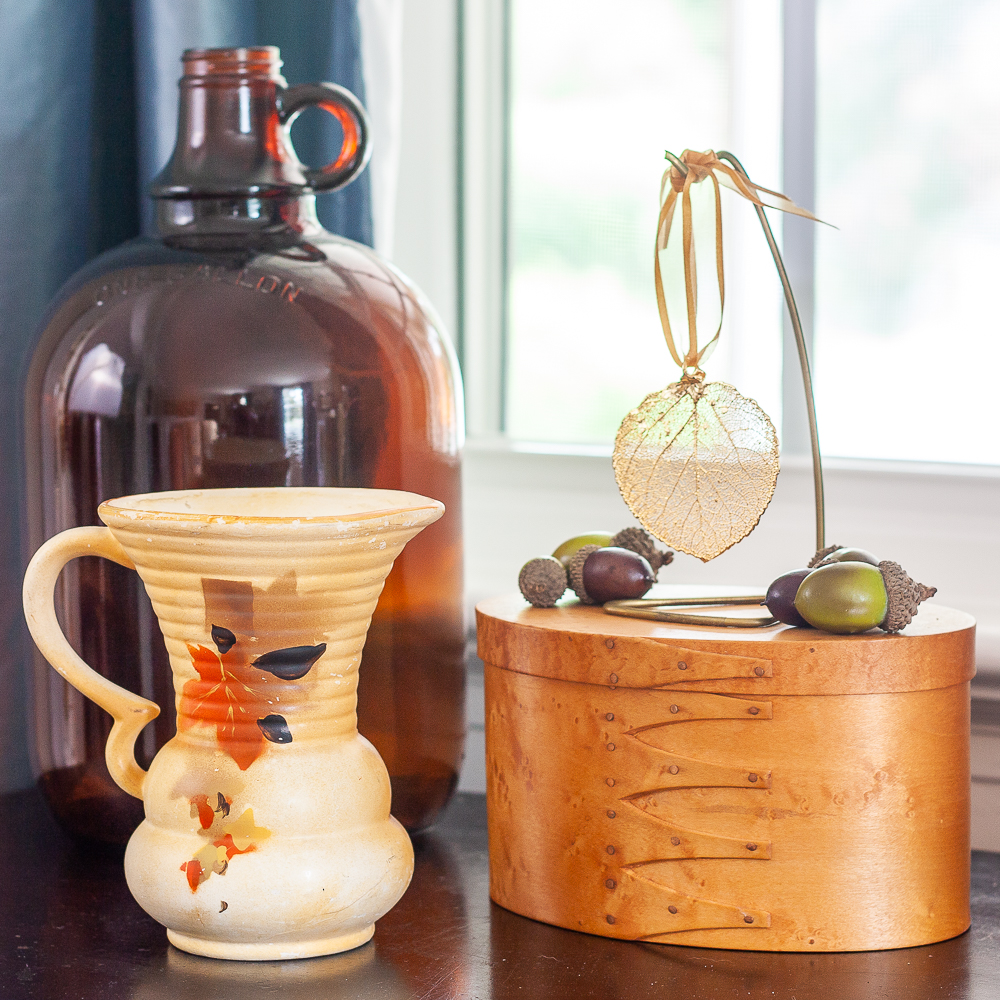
[479,592,975,952]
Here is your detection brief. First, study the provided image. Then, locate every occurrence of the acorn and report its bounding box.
[552,531,615,568]
[609,527,674,575]
[807,543,843,568]
[518,556,568,607]
[582,546,656,604]
[879,560,937,633]
[567,544,603,604]
[794,562,887,634]
[792,559,936,634]
[764,568,812,627]
[809,544,879,568]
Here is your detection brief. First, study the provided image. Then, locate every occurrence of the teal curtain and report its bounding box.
[0,0,374,792]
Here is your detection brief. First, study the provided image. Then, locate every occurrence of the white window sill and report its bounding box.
[462,437,1000,678]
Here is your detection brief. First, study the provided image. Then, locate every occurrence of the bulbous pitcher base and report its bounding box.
[126,808,413,960]
[122,713,417,959]
[124,750,415,961]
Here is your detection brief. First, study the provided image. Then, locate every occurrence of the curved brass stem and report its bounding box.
[714,150,825,551]
[663,149,688,175]
[604,596,777,628]
[660,149,825,550]
[661,149,825,552]
[608,595,767,607]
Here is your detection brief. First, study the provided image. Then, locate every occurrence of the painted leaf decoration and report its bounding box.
[253,643,326,680]
[211,624,237,654]
[180,804,271,892]
[257,714,292,744]
[613,379,779,561]
[189,794,216,830]
[179,641,321,770]
[179,645,273,771]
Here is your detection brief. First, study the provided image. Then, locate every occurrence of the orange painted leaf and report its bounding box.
[181,859,203,892]
[179,644,274,771]
[189,794,214,830]
[213,833,256,861]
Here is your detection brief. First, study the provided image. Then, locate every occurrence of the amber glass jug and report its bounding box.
[24,47,464,842]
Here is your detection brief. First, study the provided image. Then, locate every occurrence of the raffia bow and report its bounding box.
[655,148,824,371]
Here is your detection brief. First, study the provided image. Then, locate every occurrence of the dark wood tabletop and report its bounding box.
[1,788,997,1000]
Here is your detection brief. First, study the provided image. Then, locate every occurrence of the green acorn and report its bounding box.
[808,544,879,568]
[552,532,615,568]
[793,558,936,634]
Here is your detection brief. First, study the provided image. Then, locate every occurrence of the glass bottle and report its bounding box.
[24,47,465,843]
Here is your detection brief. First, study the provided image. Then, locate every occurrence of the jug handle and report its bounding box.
[278,82,372,193]
[23,527,160,801]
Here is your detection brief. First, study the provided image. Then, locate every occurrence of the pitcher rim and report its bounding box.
[98,486,445,526]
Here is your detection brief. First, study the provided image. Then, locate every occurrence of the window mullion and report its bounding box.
[460,0,508,439]
[780,0,818,456]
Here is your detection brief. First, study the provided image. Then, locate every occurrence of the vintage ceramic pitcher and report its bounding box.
[23,487,443,961]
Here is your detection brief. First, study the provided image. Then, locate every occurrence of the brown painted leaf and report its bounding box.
[613,379,779,561]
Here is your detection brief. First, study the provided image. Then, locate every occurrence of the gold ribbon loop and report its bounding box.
[655,148,825,372]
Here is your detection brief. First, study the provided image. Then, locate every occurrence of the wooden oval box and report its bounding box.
[477,593,975,952]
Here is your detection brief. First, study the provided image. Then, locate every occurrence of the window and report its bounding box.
[814,0,1000,464]
[500,0,1000,468]
[392,0,1000,683]
[506,0,784,445]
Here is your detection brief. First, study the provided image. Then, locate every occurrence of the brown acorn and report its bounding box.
[518,556,568,608]
[567,544,602,604]
[609,527,674,575]
[583,547,655,603]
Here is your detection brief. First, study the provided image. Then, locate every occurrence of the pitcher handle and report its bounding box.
[278,82,372,192]
[23,527,160,801]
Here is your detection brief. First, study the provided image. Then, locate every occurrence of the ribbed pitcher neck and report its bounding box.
[175,641,361,770]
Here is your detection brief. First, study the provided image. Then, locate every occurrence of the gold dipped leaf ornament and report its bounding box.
[614,374,779,561]
[614,149,821,562]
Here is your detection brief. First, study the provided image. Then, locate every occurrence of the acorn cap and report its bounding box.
[808,544,842,568]
[518,556,568,608]
[568,544,602,604]
[610,527,674,575]
[878,560,937,633]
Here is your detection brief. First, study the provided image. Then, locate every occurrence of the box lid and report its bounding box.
[476,588,975,696]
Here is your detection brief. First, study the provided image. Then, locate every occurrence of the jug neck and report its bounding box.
[151,47,322,244]
[154,191,323,244]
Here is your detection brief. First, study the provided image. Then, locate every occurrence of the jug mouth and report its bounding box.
[99,487,444,526]
[181,46,284,81]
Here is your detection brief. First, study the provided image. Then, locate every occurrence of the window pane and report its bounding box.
[815,0,1000,464]
[506,0,783,444]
